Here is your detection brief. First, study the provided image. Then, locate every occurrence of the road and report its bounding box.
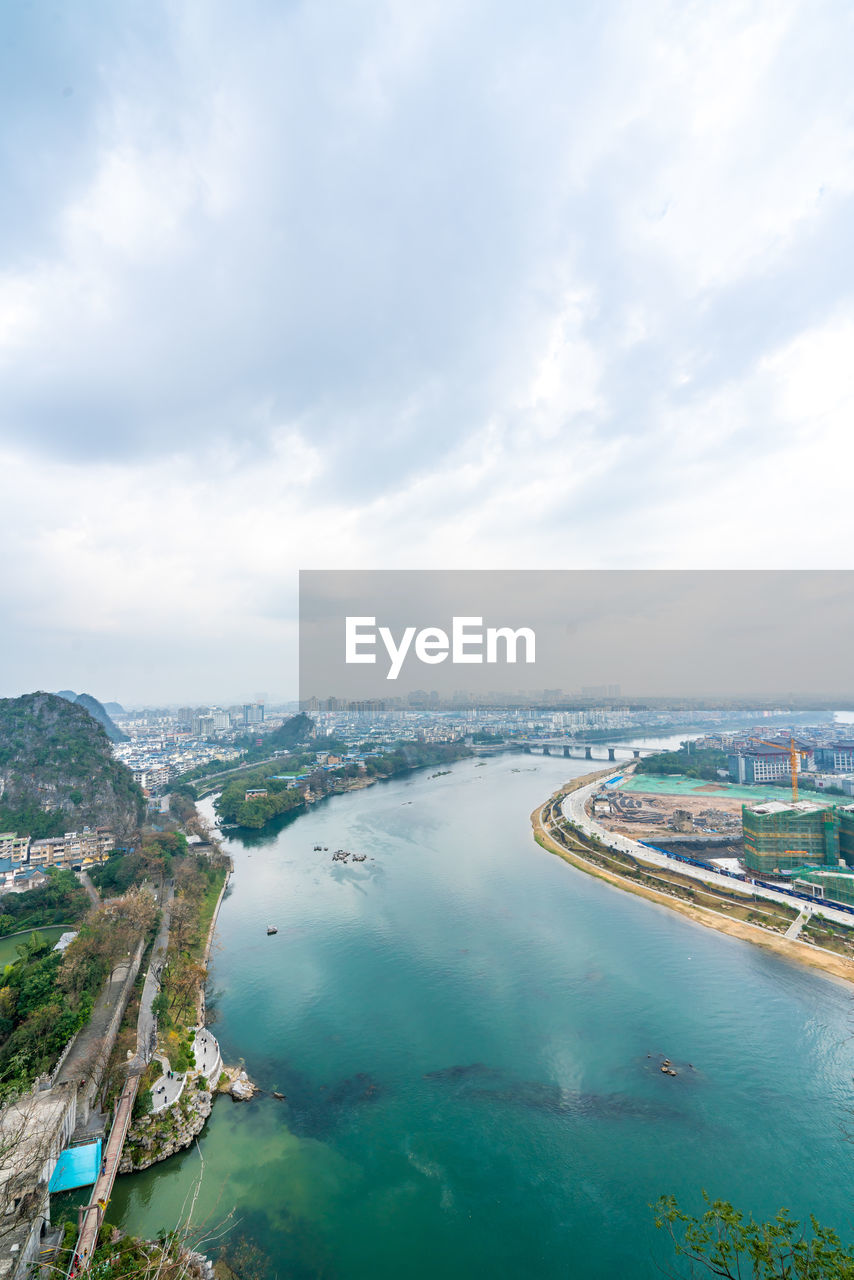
[559,773,854,929]
[71,884,175,1272]
[136,883,174,1062]
[77,870,100,908]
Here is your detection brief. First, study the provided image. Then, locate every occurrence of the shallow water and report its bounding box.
[107,755,854,1278]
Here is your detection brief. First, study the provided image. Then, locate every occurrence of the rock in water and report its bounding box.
[230,1070,257,1101]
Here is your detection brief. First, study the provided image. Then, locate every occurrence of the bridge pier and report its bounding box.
[608,747,616,761]
[563,746,570,758]
[585,746,592,760]
[542,746,550,756]
[632,749,640,758]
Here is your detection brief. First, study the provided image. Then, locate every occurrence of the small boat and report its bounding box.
[266,926,278,935]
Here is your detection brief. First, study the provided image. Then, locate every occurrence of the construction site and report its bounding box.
[588,783,745,858]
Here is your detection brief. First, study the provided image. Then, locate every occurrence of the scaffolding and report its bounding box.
[742,801,837,875]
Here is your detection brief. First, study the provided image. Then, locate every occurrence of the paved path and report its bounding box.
[77,870,100,907]
[56,955,137,1089]
[72,1071,140,1266]
[193,1026,222,1084]
[149,1028,222,1112]
[71,887,175,1270]
[150,1052,186,1113]
[785,908,810,940]
[136,884,174,1062]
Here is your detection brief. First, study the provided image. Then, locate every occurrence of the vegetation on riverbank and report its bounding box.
[0,887,157,1093]
[364,740,471,777]
[653,1193,854,1278]
[636,744,729,781]
[213,739,472,830]
[216,773,306,828]
[89,832,190,896]
[154,851,229,1065]
[85,1224,220,1278]
[0,691,144,837]
[0,867,90,936]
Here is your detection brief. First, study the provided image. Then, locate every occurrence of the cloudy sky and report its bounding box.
[1,0,853,704]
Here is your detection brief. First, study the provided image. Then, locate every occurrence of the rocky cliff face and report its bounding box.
[121,1086,214,1172]
[0,691,143,837]
[59,691,128,742]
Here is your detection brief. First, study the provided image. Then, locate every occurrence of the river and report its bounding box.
[108,754,854,1278]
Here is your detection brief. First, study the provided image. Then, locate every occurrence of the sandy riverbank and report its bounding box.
[531,781,854,989]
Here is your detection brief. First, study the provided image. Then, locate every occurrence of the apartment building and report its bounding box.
[28,829,115,869]
[0,832,31,863]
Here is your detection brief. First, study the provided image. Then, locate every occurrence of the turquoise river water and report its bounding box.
[107,753,854,1278]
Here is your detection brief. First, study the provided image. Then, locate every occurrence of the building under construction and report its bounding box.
[837,804,854,866]
[789,865,854,908]
[741,801,838,875]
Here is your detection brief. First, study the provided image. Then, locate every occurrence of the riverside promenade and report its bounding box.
[72,1070,141,1265]
[69,889,174,1272]
[535,770,854,985]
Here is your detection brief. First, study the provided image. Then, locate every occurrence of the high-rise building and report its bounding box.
[742,801,837,875]
[836,805,854,867]
[729,750,792,785]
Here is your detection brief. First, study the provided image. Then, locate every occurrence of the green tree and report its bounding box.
[133,1087,153,1119]
[653,1194,854,1278]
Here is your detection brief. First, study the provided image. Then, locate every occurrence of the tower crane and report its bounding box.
[748,737,805,803]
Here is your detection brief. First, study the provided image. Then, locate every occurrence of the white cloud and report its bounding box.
[1,0,854,697]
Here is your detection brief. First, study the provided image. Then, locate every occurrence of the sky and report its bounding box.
[1,0,853,704]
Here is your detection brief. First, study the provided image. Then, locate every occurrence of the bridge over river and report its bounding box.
[512,739,658,762]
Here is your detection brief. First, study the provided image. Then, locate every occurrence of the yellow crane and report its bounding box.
[749,736,805,803]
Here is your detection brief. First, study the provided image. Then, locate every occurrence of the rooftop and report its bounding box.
[748,800,829,816]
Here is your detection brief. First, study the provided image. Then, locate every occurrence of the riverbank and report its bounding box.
[531,781,854,988]
[213,742,473,832]
[107,753,854,1279]
[198,858,232,1023]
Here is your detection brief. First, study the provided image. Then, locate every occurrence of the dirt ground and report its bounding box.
[589,786,745,840]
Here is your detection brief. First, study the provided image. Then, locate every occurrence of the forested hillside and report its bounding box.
[0,692,144,838]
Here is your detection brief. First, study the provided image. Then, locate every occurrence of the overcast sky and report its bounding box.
[1,0,853,704]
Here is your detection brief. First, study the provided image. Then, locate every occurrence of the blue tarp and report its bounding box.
[48,1140,101,1192]
[605,776,624,786]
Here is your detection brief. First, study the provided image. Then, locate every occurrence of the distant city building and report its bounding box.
[729,750,793,785]
[132,765,172,794]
